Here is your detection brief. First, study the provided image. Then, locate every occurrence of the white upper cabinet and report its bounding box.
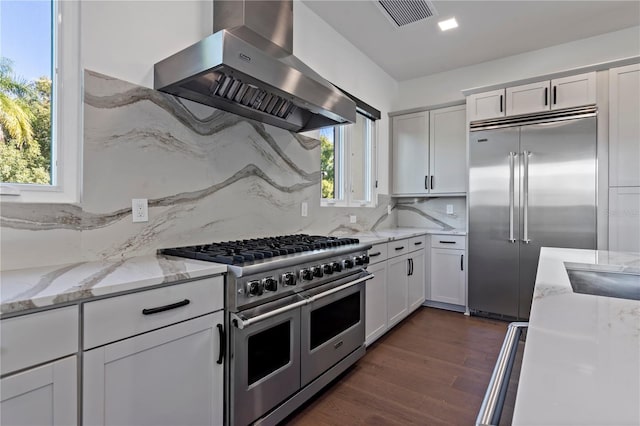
[551,72,597,110]
[467,88,505,121]
[429,105,467,194]
[392,105,466,196]
[392,111,430,195]
[469,71,596,121]
[506,81,551,115]
[609,64,640,187]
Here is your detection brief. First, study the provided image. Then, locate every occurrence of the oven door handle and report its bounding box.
[231,273,374,330]
[231,298,308,330]
[306,273,373,304]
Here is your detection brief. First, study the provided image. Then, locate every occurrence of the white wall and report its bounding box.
[394,26,640,111]
[80,0,398,194]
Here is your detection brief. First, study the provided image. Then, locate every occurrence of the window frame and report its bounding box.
[321,112,377,208]
[0,0,82,203]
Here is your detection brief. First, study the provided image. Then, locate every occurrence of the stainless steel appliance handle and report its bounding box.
[231,273,374,329]
[306,274,373,304]
[522,150,531,244]
[476,322,528,426]
[231,298,307,329]
[509,152,516,243]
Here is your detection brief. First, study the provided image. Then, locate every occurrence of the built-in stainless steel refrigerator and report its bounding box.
[468,106,597,319]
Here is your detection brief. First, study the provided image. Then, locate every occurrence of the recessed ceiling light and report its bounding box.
[438,17,458,31]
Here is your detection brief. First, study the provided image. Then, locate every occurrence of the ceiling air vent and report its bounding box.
[378,0,438,27]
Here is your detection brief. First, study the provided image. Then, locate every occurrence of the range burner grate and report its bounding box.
[161,234,360,265]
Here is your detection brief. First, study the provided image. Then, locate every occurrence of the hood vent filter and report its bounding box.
[379,0,438,27]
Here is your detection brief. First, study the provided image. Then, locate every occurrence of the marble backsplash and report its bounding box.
[396,197,466,230]
[0,71,395,271]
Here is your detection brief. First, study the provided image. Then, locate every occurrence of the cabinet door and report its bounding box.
[551,71,596,110]
[430,249,465,306]
[386,254,409,327]
[365,261,388,346]
[506,81,550,116]
[609,187,640,253]
[83,312,224,426]
[1,356,77,426]
[429,104,467,194]
[609,64,640,187]
[408,249,426,313]
[467,89,505,121]
[392,112,429,195]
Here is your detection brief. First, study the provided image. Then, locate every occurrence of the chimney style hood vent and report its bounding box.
[154,0,356,133]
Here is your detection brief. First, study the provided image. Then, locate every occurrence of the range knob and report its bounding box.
[362,254,370,265]
[311,265,324,278]
[262,276,277,292]
[343,258,354,269]
[300,268,313,281]
[247,280,264,296]
[332,262,343,273]
[323,264,333,275]
[282,272,297,286]
[355,255,365,266]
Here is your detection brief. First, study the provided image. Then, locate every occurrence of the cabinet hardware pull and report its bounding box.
[425,175,429,190]
[461,254,464,271]
[414,241,423,246]
[410,258,414,276]
[216,324,225,364]
[553,86,557,105]
[395,246,405,250]
[439,241,456,244]
[500,95,503,113]
[142,299,190,315]
[334,341,344,349]
[430,175,434,190]
[544,87,548,106]
[369,252,382,257]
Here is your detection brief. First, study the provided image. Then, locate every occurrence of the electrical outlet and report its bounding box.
[301,202,308,217]
[349,215,357,224]
[446,204,454,215]
[387,205,392,215]
[132,198,148,222]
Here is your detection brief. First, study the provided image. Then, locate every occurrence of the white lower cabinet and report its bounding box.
[430,248,466,306]
[365,261,388,346]
[0,355,77,426]
[408,249,426,312]
[386,254,409,328]
[83,312,224,426]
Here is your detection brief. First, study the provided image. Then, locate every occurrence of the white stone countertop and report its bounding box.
[349,227,467,245]
[0,255,227,317]
[513,247,640,425]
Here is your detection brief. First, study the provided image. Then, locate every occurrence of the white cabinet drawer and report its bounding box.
[83,276,223,350]
[431,235,466,249]
[388,239,409,257]
[1,306,78,375]
[409,235,427,252]
[367,243,388,264]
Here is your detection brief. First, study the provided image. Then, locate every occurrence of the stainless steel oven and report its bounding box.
[230,270,371,426]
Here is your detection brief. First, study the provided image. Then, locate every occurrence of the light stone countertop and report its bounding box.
[350,227,466,245]
[513,247,640,425]
[0,255,227,317]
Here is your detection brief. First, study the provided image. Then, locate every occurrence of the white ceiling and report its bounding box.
[303,1,640,81]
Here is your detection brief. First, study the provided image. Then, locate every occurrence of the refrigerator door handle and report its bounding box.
[522,150,531,244]
[509,152,517,243]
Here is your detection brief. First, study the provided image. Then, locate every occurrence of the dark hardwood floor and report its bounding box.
[284,307,508,426]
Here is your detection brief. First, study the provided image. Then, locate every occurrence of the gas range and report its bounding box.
[161,234,372,311]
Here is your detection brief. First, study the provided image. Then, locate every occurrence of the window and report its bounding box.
[0,0,80,203]
[318,112,376,207]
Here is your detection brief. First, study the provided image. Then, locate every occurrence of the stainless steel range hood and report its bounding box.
[154,0,356,132]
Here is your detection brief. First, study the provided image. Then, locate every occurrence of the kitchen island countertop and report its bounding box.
[513,247,640,425]
[0,255,226,317]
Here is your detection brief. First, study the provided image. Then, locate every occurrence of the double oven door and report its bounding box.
[230,270,370,426]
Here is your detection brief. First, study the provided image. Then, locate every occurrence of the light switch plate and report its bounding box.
[349,215,357,223]
[301,202,308,217]
[387,205,392,215]
[446,204,454,215]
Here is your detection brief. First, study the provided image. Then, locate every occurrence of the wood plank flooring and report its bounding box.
[284,307,508,426]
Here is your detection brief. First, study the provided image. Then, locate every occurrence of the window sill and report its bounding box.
[0,183,79,204]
